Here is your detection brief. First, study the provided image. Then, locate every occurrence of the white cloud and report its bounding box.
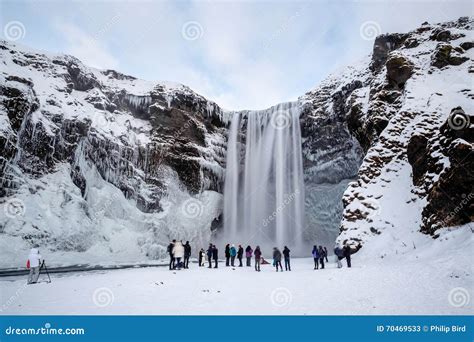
[23,0,471,110]
[55,21,119,70]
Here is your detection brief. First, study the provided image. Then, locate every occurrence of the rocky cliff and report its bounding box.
[0,42,228,266]
[320,17,473,255]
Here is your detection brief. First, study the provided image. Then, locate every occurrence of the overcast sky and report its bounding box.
[0,0,471,110]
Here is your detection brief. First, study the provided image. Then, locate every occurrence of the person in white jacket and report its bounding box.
[27,248,42,284]
[172,241,185,270]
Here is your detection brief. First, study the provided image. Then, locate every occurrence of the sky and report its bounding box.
[0,0,472,110]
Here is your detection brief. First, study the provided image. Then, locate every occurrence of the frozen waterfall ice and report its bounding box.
[222,102,305,254]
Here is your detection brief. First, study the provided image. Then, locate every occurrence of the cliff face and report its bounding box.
[0,41,227,266]
[1,17,472,267]
[321,17,473,254]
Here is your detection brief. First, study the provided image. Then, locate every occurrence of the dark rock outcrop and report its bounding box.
[431,43,469,68]
[370,33,409,72]
[386,52,414,88]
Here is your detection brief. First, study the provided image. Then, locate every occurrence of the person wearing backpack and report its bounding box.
[237,245,244,267]
[283,246,291,271]
[27,248,42,284]
[312,245,320,270]
[230,244,237,267]
[245,245,253,267]
[254,246,262,272]
[183,241,191,269]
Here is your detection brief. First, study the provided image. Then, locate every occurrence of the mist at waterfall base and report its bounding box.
[220,102,312,256]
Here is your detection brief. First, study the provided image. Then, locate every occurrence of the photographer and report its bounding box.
[27,248,42,284]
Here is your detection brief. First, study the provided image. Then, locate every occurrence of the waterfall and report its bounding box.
[222,102,305,253]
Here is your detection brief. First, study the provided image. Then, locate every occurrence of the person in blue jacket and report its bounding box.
[312,245,320,270]
[230,244,237,267]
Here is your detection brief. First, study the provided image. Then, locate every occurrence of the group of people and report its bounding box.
[166,240,353,271]
[311,245,351,269]
[312,245,329,269]
[334,244,352,268]
[166,240,192,270]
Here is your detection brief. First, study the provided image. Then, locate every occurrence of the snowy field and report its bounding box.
[1,224,472,316]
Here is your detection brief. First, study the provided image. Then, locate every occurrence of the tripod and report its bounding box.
[38,260,52,283]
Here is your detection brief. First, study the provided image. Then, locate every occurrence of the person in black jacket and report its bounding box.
[237,245,244,267]
[318,245,325,269]
[212,245,219,268]
[198,248,205,267]
[323,246,329,262]
[343,244,351,268]
[183,241,191,269]
[167,240,176,270]
[225,243,230,266]
[207,244,213,268]
[283,246,291,271]
[273,247,283,272]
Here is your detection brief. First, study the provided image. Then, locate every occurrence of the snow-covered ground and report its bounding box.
[1,224,472,315]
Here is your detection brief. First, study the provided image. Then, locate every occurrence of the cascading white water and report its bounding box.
[223,102,305,252]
